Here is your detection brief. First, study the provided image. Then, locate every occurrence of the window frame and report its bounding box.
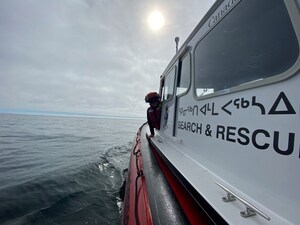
[161,65,177,102]
[193,0,300,100]
[176,53,192,97]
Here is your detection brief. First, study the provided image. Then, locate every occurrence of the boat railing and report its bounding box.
[215,182,271,221]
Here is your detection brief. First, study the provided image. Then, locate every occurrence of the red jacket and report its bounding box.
[147,105,161,135]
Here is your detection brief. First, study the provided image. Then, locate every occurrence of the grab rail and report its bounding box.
[215,182,271,221]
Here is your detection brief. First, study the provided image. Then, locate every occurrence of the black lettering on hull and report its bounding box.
[216,125,296,157]
[178,121,202,134]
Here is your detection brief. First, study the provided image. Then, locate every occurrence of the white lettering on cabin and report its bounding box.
[208,0,239,27]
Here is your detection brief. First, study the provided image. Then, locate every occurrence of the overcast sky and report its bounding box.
[0,0,214,117]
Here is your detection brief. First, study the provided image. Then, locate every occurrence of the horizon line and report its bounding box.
[0,109,146,120]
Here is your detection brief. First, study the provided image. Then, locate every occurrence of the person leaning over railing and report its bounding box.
[145,92,161,137]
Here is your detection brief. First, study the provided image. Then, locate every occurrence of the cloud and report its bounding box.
[0,0,214,117]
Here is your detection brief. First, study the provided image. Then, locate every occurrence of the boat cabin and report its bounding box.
[152,0,300,224]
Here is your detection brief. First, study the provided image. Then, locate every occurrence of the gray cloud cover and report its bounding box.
[0,0,213,117]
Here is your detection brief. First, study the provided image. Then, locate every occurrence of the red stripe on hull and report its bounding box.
[122,131,153,225]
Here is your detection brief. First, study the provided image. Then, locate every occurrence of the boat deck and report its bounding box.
[140,125,190,225]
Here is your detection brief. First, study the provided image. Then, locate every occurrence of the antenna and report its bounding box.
[175,37,179,53]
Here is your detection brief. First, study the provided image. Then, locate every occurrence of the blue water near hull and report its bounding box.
[0,113,143,225]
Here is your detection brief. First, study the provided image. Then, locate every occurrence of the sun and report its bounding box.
[147,10,165,31]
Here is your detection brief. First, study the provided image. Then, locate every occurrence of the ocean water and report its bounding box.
[0,113,144,225]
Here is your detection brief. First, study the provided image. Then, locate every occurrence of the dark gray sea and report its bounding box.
[0,113,143,225]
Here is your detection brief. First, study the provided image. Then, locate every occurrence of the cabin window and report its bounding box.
[195,0,299,97]
[162,67,176,101]
[176,54,191,96]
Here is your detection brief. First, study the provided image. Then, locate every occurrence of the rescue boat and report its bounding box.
[122,0,300,224]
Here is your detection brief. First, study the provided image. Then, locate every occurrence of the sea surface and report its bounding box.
[0,113,144,225]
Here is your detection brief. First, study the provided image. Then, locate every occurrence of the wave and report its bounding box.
[100,141,132,172]
[0,141,133,225]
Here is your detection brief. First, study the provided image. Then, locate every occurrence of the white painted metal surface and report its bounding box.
[151,0,300,224]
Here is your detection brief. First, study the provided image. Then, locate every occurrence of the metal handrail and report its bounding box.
[215,182,271,221]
